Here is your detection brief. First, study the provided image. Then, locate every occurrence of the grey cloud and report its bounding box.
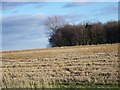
[63,2,92,8]
[2,14,49,50]
[1,2,47,10]
[2,2,26,10]
[2,14,47,34]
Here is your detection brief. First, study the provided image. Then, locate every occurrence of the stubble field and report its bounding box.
[1,43,120,88]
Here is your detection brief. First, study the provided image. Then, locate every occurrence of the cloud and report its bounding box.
[1,0,119,2]
[60,13,85,24]
[2,14,49,50]
[2,12,86,50]
[2,2,25,10]
[63,2,92,8]
[1,2,47,10]
[3,14,46,33]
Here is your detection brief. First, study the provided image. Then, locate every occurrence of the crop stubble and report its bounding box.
[1,44,120,88]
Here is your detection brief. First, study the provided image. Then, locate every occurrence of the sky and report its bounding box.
[1,1,118,50]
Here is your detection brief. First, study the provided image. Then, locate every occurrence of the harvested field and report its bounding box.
[1,43,120,88]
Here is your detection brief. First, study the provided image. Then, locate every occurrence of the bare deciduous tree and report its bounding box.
[45,16,66,35]
[44,16,119,47]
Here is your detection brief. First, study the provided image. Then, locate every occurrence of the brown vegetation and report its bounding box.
[45,16,120,47]
[1,43,120,88]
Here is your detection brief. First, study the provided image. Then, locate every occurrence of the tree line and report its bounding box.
[45,16,120,47]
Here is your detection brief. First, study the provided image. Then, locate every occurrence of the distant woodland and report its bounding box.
[45,16,120,47]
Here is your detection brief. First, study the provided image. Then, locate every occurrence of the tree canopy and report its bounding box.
[45,16,120,47]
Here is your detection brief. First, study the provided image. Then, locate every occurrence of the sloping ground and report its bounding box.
[1,44,120,88]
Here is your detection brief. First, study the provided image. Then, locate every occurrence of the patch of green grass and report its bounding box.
[51,82,120,89]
